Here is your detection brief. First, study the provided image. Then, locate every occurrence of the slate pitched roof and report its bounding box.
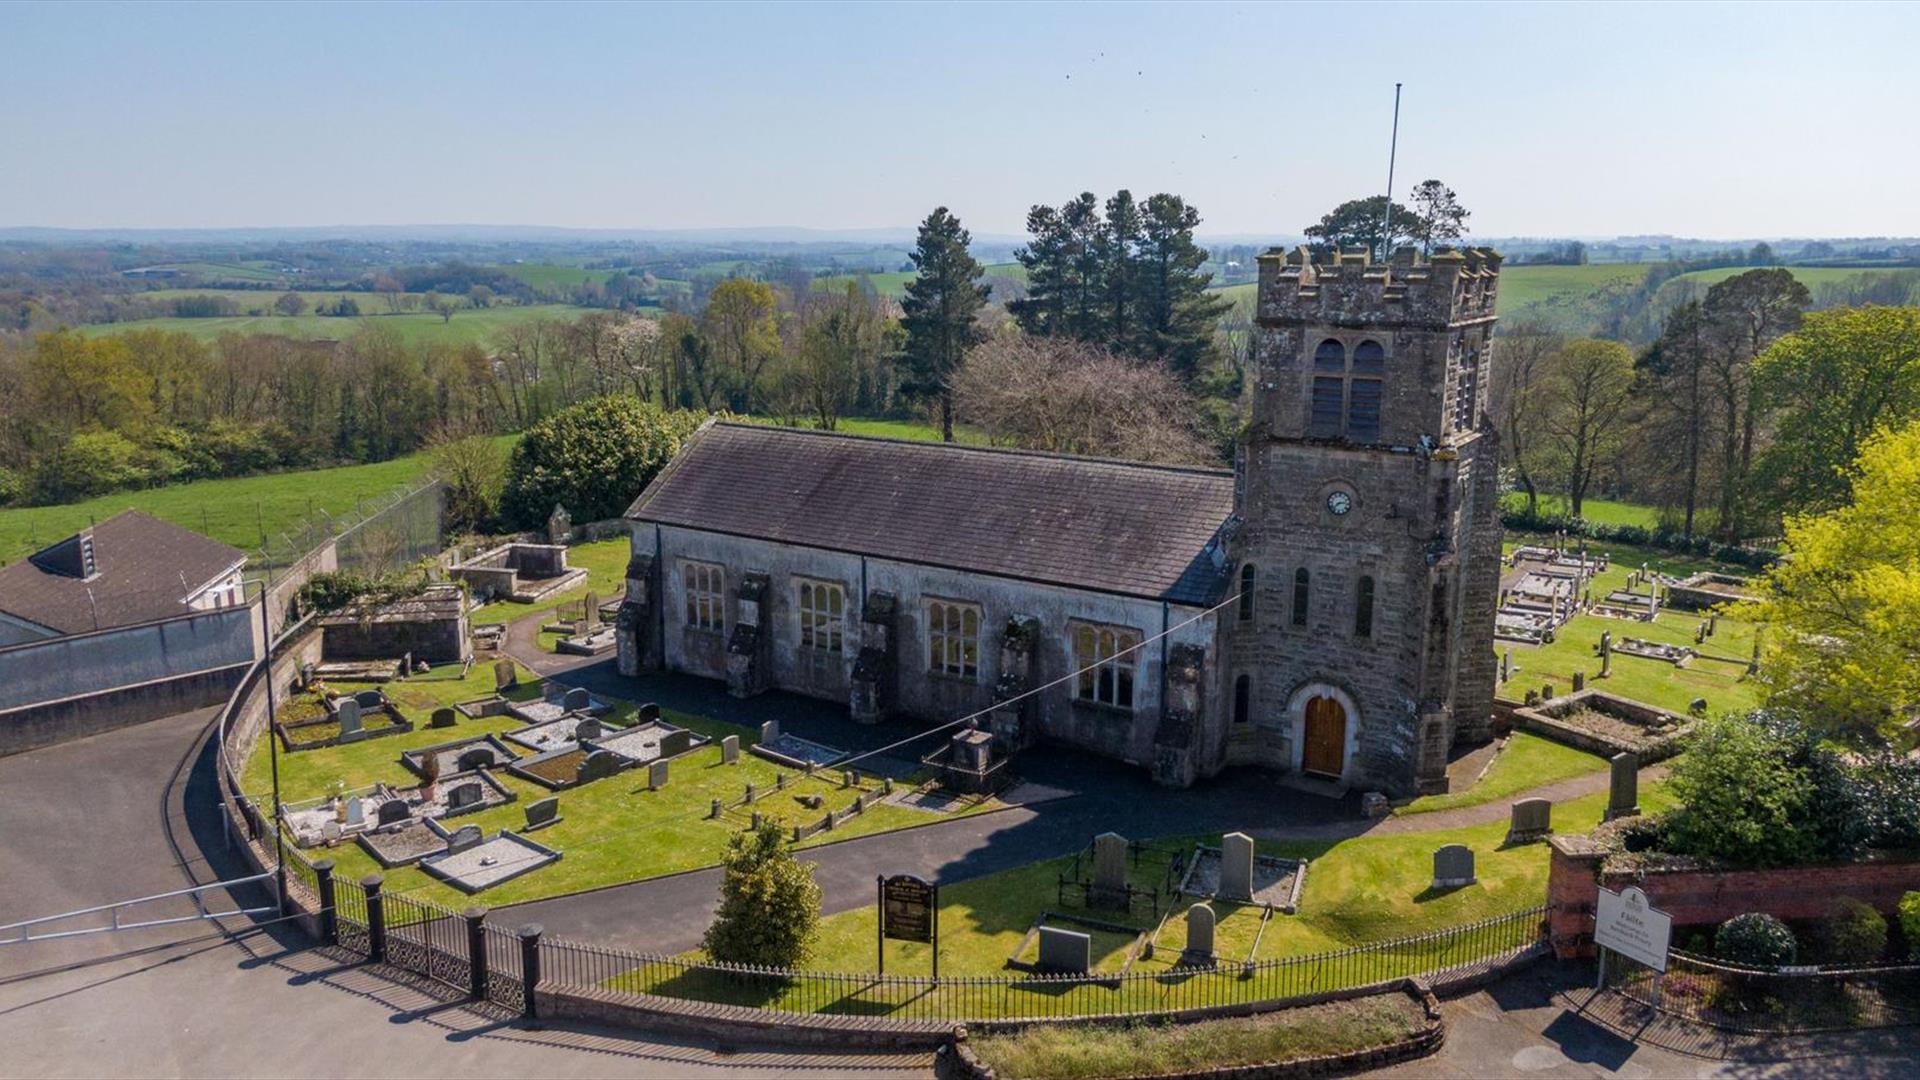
[626,423,1236,605]
[0,510,246,636]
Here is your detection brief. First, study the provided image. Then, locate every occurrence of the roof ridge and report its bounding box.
[712,421,1233,478]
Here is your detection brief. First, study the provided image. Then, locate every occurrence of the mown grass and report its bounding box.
[1395,732,1606,816]
[1499,492,1663,529]
[73,302,592,346]
[472,536,633,628]
[970,993,1426,1080]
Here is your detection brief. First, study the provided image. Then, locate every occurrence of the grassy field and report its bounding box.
[1663,264,1920,298]
[743,414,990,445]
[499,263,618,291]
[74,303,589,347]
[0,441,512,562]
[1499,492,1663,529]
[246,660,995,908]
[1396,732,1605,816]
[132,260,288,284]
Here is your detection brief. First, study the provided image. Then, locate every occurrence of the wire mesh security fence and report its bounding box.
[250,480,447,576]
[536,906,1546,1023]
[1607,948,1920,1034]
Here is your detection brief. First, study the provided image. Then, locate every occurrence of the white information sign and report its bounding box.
[1594,885,1672,972]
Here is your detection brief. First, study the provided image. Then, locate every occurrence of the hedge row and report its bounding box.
[1500,509,1779,568]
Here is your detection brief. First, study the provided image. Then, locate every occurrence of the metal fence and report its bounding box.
[1609,948,1920,1034]
[536,905,1546,1023]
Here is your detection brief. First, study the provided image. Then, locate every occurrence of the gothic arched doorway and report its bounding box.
[1301,695,1348,779]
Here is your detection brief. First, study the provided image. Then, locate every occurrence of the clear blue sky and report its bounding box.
[2,0,1914,238]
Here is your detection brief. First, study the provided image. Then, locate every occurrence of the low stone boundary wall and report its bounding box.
[946,981,1445,1080]
[0,661,252,757]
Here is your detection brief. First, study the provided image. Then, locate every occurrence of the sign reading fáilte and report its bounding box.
[1594,885,1672,972]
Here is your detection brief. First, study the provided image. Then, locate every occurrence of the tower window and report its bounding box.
[1306,338,1386,442]
[1233,675,1251,724]
[1237,564,1256,622]
[1292,567,1310,628]
[1355,575,1376,638]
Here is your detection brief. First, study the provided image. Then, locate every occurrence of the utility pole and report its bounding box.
[1378,82,1404,262]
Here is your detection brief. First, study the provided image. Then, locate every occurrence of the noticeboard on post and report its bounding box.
[1594,885,1673,972]
[880,874,936,944]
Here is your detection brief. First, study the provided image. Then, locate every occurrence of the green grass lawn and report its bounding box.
[1500,492,1663,529]
[471,536,633,627]
[247,660,991,908]
[1497,540,1762,716]
[0,440,520,563]
[73,303,590,347]
[1395,732,1606,816]
[740,414,990,445]
[499,263,617,291]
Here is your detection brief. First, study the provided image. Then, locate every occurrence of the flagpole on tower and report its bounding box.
[1379,82,1403,261]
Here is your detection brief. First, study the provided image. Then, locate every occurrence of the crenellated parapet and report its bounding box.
[1258,245,1501,330]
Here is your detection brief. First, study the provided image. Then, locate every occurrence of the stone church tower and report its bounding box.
[1223,246,1503,796]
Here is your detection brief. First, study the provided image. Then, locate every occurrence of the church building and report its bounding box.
[618,245,1503,796]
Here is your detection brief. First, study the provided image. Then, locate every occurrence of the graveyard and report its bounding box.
[1395,731,1608,815]
[238,658,1004,907]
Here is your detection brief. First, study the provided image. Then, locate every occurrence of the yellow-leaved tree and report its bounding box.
[1740,419,1920,743]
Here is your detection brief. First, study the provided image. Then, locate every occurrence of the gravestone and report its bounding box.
[1707,613,1718,636]
[354,690,384,709]
[494,658,516,692]
[399,652,412,679]
[344,797,365,827]
[447,782,483,810]
[1506,798,1553,844]
[583,591,601,628]
[321,820,342,845]
[429,707,458,729]
[376,799,411,827]
[576,749,620,784]
[760,720,780,744]
[1689,697,1709,718]
[1431,844,1476,889]
[524,796,561,831]
[648,760,669,790]
[720,735,740,764]
[457,747,495,772]
[547,503,571,544]
[1606,752,1640,821]
[1219,832,1255,902]
[1600,631,1613,677]
[446,824,483,854]
[638,703,662,723]
[334,699,363,739]
[1036,926,1091,974]
[660,729,693,758]
[1181,903,1216,965]
[1572,671,1586,693]
[1500,648,1511,683]
[574,717,603,742]
[563,687,591,712]
[1091,832,1128,908]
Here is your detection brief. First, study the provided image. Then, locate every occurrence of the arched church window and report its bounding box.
[1238,564,1256,622]
[1355,575,1376,638]
[1292,567,1310,627]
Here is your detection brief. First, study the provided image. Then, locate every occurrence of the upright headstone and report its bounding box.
[659,729,692,758]
[494,658,516,692]
[344,796,366,827]
[429,707,458,729]
[638,703,662,723]
[524,796,561,830]
[447,782,483,810]
[576,749,619,784]
[457,747,494,772]
[720,735,740,764]
[376,799,411,827]
[1606,752,1641,821]
[1500,648,1511,683]
[573,717,603,742]
[1181,903,1216,965]
[1036,926,1091,974]
[1506,798,1553,844]
[1219,832,1255,902]
[563,687,591,712]
[334,698,363,739]
[446,824,483,853]
[583,591,601,628]
[1431,844,1476,889]
[546,503,571,545]
[1572,671,1586,693]
[354,690,384,709]
[1092,832,1128,907]
[648,759,669,790]
[760,720,780,745]
[1600,631,1613,677]
[320,820,342,845]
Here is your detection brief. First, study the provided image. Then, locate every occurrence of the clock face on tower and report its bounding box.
[1326,490,1354,516]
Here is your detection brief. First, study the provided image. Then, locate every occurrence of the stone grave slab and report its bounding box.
[751,732,849,770]
[357,819,445,868]
[1178,844,1307,913]
[586,720,707,766]
[418,830,562,894]
[400,734,520,780]
[504,714,615,754]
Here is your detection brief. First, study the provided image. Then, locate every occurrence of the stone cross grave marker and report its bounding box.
[447,782,483,810]
[334,699,363,739]
[376,799,411,827]
[494,658,516,692]
[524,796,560,831]
[761,720,780,744]
[1606,752,1640,821]
[563,687,591,712]
[1092,832,1128,909]
[446,824,483,854]
[1182,903,1216,965]
[720,735,740,764]
[1507,798,1553,844]
[429,707,458,729]
[344,797,365,827]
[574,717,602,742]
[1219,832,1255,902]
[648,760,669,790]
[457,747,494,772]
[576,749,620,784]
[1431,844,1476,889]
[1036,926,1091,974]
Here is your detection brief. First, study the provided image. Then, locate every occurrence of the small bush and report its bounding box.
[1815,897,1887,964]
[1899,892,1920,959]
[702,820,820,968]
[1715,912,1798,967]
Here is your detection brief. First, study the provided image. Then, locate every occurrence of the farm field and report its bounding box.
[72,302,591,346]
[0,438,514,563]
[127,260,288,284]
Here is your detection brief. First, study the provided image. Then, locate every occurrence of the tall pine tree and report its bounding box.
[1134,194,1229,379]
[899,207,990,442]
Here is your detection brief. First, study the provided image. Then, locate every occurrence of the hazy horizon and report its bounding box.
[4,0,1916,239]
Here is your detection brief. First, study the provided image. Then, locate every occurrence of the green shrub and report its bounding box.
[0,466,23,507]
[36,430,149,500]
[1900,892,1920,959]
[1815,897,1887,964]
[1715,913,1798,967]
[500,395,708,529]
[702,820,820,967]
[1666,714,1816,867]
